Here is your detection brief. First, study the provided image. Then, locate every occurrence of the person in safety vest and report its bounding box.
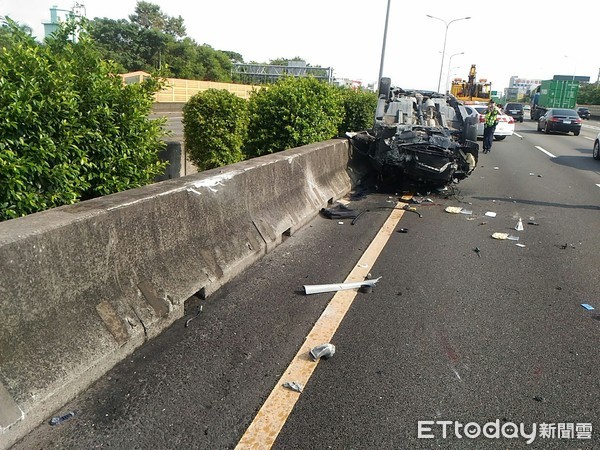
[483,100,500,154]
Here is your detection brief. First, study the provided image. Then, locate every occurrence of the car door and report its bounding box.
[538,110,549,131]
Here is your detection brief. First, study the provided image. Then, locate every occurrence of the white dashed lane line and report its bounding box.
[535,146,556,158]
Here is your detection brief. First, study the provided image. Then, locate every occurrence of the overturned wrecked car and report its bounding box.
[349,78,479,190]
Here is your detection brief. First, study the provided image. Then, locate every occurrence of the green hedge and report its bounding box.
[182,89,248,170]
[0,19,167,221]
[243,77,345,157]
[338,88,378,133]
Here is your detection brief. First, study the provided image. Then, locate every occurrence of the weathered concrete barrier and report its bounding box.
[0,138,353,449]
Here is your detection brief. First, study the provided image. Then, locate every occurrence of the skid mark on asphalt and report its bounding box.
[235,202,407,449]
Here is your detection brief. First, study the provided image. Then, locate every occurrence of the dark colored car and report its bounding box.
[537,108,582,136]
[577,107,591,120]
[503,102,524,122]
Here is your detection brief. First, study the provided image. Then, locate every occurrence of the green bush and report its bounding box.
[338,88,377,133]
[244,77,344,157]
[0,19,167,221]
[182,89,248,170]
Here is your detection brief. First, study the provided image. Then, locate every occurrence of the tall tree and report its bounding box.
[129,1,186,39]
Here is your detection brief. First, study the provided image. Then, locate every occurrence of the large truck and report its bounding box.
[530,79,579,121]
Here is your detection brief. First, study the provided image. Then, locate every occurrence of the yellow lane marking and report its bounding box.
[235,202,407,450]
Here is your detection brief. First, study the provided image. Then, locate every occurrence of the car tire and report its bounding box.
[593,141,600,160]
[494,136,506,141]
[544,123,550,134]
[573,130,580,136]
[537,122,542,131]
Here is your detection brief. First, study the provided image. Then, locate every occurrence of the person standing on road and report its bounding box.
[483,100,500,154]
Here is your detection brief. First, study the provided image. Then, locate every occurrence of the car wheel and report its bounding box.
[594,141,600,160]
[494,136,506,141]
[544,123,550,134]
[537,122,542,131]
[573,130,580,136]
[520,118,523,123]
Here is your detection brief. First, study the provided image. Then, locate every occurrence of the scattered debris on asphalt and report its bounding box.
[185,305,203,327]
[492,233,519,241]
[556,243,575,250]
[49,411,75,426]
[581,304,595,311]
[397,228,409,233]
[351,210,367,225]
[528,221,539,226]
[282,382,304,393]
[310,343,336,361]
[402,205,423,218]
[445,206,462,214]
[303,277,382,295]
[516,244,526,248]
[485,211,497,218]
[320,204,358,220]
[473,247,481,257]
[515,218,524,231]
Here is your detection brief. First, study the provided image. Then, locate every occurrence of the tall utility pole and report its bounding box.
[377,0,392,91]
[426,15,470,93]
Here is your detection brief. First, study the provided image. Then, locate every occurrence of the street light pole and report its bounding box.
[426,15,470,93]
[445,51,464,95]
[377,0,392,91]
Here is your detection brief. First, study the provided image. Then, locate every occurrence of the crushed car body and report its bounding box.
[349,78,479,190]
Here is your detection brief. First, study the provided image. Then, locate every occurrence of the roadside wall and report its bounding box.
[0,139,353,449]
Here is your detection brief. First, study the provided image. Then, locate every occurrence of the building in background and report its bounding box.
[505,76,543,101]
[42,3,86,39]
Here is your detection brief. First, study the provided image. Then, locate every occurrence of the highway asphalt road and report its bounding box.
[11,119,600,449]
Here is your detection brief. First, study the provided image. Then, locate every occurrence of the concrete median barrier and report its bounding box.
[0,138,353,449]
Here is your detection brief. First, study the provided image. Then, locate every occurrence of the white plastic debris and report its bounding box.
[303,277,382,295]
[485,211,497,218]
[445,206,463,214]
[310,343,336,361]
[282,382,304,393]
[515,218,524,231]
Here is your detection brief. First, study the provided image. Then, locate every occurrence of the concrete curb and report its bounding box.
[0,139,352,449]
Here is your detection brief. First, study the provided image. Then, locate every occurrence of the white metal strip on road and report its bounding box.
[535,146,556,158]
[235,202,407,449]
